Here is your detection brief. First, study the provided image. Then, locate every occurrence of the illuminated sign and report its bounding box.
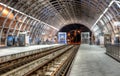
[58,32,67,44]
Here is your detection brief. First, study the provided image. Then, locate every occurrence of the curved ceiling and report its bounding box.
[59,23,91,33]
[0,0,120,46]
[0,0,120,38]
[0,0,112,29]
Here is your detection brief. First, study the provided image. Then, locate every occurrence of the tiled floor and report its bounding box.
[0,44,61,57]
[69,44,120,76]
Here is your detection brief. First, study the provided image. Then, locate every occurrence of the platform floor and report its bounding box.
[69,44,120,76]
[0,44,61,57]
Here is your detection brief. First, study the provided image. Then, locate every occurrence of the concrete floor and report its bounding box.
[69,44,120,76]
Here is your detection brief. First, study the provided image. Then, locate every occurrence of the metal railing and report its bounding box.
[106,44,120,61]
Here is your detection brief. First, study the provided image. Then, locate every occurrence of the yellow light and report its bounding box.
[0,5,14,19]
[77,30,80,33]
[68,33,70,36]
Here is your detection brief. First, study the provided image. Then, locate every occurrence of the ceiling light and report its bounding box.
[114,21,120,26]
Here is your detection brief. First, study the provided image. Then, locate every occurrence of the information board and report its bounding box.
[58,32,67,44]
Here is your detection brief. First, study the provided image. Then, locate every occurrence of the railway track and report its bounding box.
[0,45,68,75]
[0,45,79,76]
[23,45,79,76]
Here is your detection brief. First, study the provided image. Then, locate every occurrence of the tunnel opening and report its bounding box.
[59,23,92,44]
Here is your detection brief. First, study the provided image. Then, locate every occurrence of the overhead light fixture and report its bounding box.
[114,21,120,26]
[42,32,45,35]
[115,34,119,37]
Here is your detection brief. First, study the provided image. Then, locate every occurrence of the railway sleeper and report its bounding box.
[30,47,75,76]
[0,45,68,75]
[0,46,72,76]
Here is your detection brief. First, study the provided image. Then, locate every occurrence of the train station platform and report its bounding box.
[0,44,62,57]
[70,44,120,76]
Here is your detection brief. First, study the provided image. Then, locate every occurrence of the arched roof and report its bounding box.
[0,0,120,39]
[0,0,112,28]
